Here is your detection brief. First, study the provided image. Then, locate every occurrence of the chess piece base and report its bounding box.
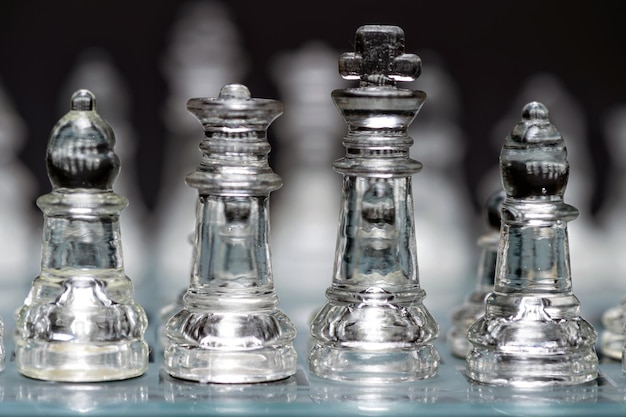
[164,344,297,384]
[309,343,439,383]
[600,302,626,361]
[309,297,440,382]
[466,348,599,387]
[447,325,474,359]
[15,339,148,382]
[447,298,487,358]
[467,299,599,387]
[164,306,298,383]
[599,330,624,362]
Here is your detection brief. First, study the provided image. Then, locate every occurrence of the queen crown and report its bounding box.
[185,84,282,194]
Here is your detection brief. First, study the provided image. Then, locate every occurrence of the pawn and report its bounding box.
[163,84,297,383]
[466,102,598,386]
[447,189,505,358]
[14,90,149,382]
[597,105,626,362]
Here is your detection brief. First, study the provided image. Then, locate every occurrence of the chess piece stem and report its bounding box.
[14,90,149,382]
[308,25,440,382]
[466,101,598,386]
[163,84,297,383]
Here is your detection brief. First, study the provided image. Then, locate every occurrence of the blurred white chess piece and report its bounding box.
[597,105,626,292]
[58,48,150,289]
[477,72,602,292]
[269,42,347,338]
[0,79,40,316]
[155,0,249,308]
[407,52,474,308]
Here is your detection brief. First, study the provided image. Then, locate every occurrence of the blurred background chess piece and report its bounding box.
[0,79,40,317]
[153,0,249,314]
[269,41,346,344]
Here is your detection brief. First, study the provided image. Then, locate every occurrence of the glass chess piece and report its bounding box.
[0,79,40,281]
[466,101,599,386]
[14,89,149,382]
[0,78,42,373]
[155,2,248,349]
[269,41,345,344]
[308,25,440,382]
[447,189,505,358]
[406,53,474,309]
[163,84,297,383]
[600,295,626,363]
[155,0,248,329]
[598,105,626,363]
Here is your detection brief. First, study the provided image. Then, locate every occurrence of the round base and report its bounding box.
[308,343,440,383]
[164,344,297,384]
[466,348,598,387]
[447,325,472,359]
[15,338,149,382]
[600,329,625,361]
[600,302,626,361]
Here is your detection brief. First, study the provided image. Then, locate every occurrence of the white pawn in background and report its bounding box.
[0,79,40,318]
[477,73,603,297]
[154,0,249,310]
[597,106,626,294]
[269,42,347,340]
[57,48,151,297]
[407,52,475,311]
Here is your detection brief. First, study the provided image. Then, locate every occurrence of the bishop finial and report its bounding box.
[70,89,95,111]
[338,25,421,86]
[46,89,120,190]
[500,101,568,199]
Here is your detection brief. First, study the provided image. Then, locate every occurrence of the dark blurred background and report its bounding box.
[1,0,625,215]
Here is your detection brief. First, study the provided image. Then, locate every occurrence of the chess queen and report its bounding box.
[466,102,598,386]
[14,90,149,382]
[163,84,297,383]
[308,25,440,382]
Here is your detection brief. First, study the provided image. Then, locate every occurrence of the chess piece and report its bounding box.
[600,301,626,363]
[477,73,601,292]
[14,89,149,382]
[308,25,440,382]
[0,79,40,312]
[269,42,345,338]
[163,84,297,383]
[597,105,626,362]
[407,53,474,307]
[0,79,41,372]
[156,0,248,333]
[466,101,599,386]
[447,189,505,358]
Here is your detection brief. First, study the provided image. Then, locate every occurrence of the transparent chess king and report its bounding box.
[14,89,149,382]
[308,25,440,382]
[466,101,599,386]
[163,84,297,383]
